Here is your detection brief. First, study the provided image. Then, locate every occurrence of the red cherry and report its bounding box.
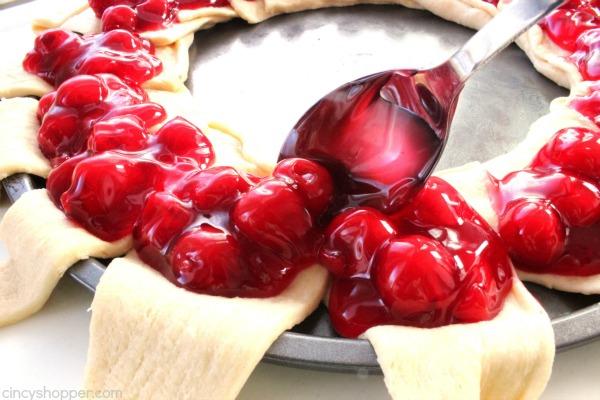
[61,155,161,241]
[272,158,334,216]
[46,154,85,207]
[154,117,215,168]
[37,28,73,52]
[170,225,246,294]
[319,207,397,277]
[37,108,80,164]
[498,199,566,268]
[374,235,460,325]
[531,127,600,181]
[101,5,138,32]
[497,169,600,227]
[134,191,194,252]
[137,0,172,22]
[23,28,162,87]
[572,28,600,81]
[36,92,56,122]
[551,175,600,226]
[88,115,150,153]
[36,74,164,166]
[539,8,600,52]
[173,166,252,211]
[395,177,466,228]
[232,179,314,261]
[56,75,108,108]
[89,0,119,18]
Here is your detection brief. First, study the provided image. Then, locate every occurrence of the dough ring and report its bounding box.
[2,0,600,398]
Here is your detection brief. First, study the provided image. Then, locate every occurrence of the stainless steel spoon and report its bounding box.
[279,0,566,215]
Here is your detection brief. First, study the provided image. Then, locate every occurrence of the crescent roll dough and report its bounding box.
[84,254,329,399]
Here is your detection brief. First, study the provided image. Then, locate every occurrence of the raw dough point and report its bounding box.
[84,253,329,400]
[0,98,50,181]
[365,279,554,400]
[0,190,130,327]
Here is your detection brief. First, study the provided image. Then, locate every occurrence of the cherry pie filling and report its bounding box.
[15,0,600,338]
[88,0,234,32]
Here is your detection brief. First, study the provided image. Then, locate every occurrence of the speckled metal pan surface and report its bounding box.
[3,4,600,373]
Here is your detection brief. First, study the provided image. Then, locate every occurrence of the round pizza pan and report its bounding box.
[3,4,600,374]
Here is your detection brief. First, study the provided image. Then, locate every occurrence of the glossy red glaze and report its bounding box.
[480,0,499,7]
[279,72,442,215]
[179,0,230,10]
[47,116,215,241]
[569,83,600,125]
[24,1,531,332]
[491,126,600,276]
[531,127,600,180]
[322,177,513,338]
[537,1,600,79]
[320,208,397,277]
[498,199,567,267]
[539,4,600,52]
[23,28,162,87]
[36,74,165,166]
[572,28,600,80]
[90,0,230,32]
[134,159,334,297]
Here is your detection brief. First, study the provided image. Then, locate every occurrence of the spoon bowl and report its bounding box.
[279,0,566,215]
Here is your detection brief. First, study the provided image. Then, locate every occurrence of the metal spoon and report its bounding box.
[279,0,565,215]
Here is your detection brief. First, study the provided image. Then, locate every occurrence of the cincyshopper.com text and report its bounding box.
[1,387,122,400]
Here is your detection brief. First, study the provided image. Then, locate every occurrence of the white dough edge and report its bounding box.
[0,86,260,327]
[83,252,329,400]
[0,189,130,327]
[437,79,600,295]
[364,278,555,400]
[0,1,593,399]
[0,97,50,181]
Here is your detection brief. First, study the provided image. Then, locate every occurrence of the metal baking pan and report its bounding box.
[3,4,600,373]
[0,0,34,10]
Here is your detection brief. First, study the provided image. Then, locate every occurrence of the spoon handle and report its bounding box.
[446,0,565,83]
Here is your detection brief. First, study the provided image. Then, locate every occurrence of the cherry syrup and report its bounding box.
[490,127,600,276]
[538,0,600,80]
[89,0,231,32]
[321,177,513,338]
[36,74,165,166]
[18,2,538,337]
[47,115,215,241]
[134,159,333,297]
[279,72,443,215]
[570,80,600,124]
[23,28,162,88]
